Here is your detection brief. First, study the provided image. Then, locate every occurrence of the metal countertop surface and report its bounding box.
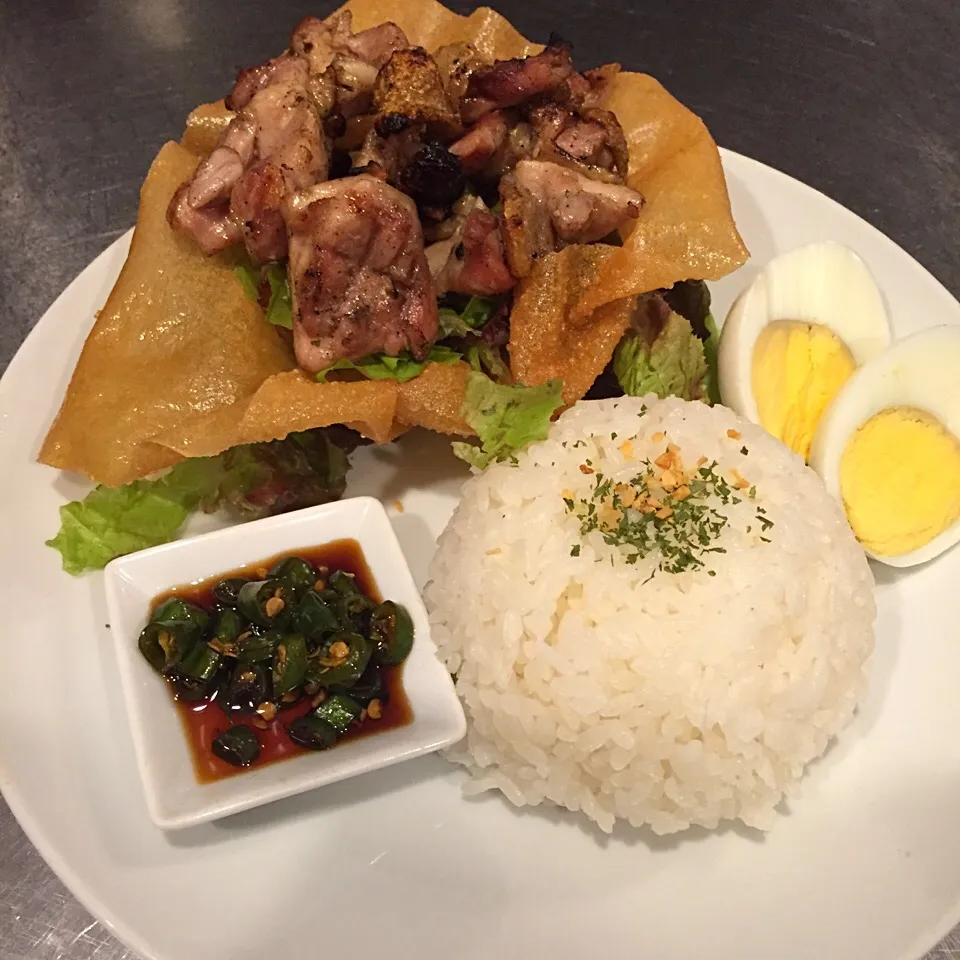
[0,1,958,957]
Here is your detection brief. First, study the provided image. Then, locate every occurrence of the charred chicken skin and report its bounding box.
[168,17,643,370]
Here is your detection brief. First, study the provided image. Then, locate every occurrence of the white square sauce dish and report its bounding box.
[104,497,465,830]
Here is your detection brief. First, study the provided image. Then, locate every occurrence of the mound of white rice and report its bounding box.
[425,396,875,834]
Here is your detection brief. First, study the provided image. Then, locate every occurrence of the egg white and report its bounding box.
[718,241,892,423]
[809,325,960,567]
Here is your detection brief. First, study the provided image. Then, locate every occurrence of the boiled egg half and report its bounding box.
[719,242,892,461]
[810,325,960,567]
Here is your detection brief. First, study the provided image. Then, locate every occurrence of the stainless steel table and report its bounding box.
[1,1,958,957]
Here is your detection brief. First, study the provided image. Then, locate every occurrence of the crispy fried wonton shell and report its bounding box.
[39,0,746,486]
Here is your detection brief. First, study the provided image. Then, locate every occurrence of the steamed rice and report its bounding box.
[425,396,875,834]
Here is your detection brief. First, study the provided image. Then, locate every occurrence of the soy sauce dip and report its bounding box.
[144,539,413,783]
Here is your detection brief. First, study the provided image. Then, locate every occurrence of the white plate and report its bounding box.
[2,149,959,960]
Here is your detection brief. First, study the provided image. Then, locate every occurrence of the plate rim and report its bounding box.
[2,146,959,960]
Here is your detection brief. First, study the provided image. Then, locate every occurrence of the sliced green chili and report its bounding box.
[313,694,363,735]
[370,601,415,666]
[236,629,279,664]
[269,557,316,598]
[211,608,246,646]
[328,569,362,597]
[272,634,308,698]
[138,620,201,674]
[294,590,340,641]
[286,714,338,750]
[330,661,384,705]
[212,726,261,766]
[222,663,270,714]
[150,597,209,631]
[212,578,249,608]
[178,642,221,683]
[306,632,372,687]
[237,579,289,628]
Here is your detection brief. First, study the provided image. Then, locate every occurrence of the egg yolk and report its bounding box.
[751,321,856,461]
[840,407,960,557]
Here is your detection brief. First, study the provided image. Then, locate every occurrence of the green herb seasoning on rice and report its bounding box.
[425,396,875,835]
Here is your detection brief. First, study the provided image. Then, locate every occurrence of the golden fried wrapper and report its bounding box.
[240,374,399,446]
[395,362,472,435]
[38,142,295,487]
[40,0,747,486]
[152,373,400,455]
[341,0,539,60]
[509,246,635,404]
[573,72,749,318]
[373,48,461,139]
[38,143,404,485]
[181,100,233,156]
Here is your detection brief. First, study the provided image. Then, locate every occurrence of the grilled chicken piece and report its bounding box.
[500,159,643,277]
[170,13,407,260]
[353,119,464,219]
[528,103,628,181]
[450,101,628,184]
[351,123,417,181]
[448,110,510,175]
[166,187,242,255]
[425,196,515,297]
[228,55,297,111]
[460,36,574,123]
[373,48,461,139]
[185,118,256,207]
[169,70,326,263]
[284,176,438,373]
[173,57,325,261]
[433,42,488,103]
[289,13,407,75]
[166,117,255,254]
[397,140,465,215]
[291,12,409,119]
[231,63,330,262]
[564,63,621,109]
[339,18,408,66]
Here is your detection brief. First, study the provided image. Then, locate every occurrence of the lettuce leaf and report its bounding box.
[235,261,293,329]
[263,265,293,329]
[46,458,253,575]
[315,346,461,384]
[47,431,351,575]
[613,305,710,403]
[702,312,721,404]
[437,295,498,338]
[452,372,563,469]
[234,262,260,301]
[466,342,510,382]
[663,279,712,340]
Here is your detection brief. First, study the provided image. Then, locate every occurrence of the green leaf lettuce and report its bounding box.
[47,431,351,575]
[452,372,563,469]
[315,346,462,384]
[613,298,712,403]
[235,261,293,329]
[47,458,251,576]
[702,312,721,404]
[437,295,498,338]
